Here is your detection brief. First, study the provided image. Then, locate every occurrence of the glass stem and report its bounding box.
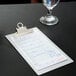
[47,10,52,16]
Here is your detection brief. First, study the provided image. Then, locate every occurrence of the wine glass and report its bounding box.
[40,0,60,25]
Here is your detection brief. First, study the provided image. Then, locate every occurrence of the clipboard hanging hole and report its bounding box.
[17,22,24,28]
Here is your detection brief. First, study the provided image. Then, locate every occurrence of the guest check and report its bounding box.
[5,22,73,75]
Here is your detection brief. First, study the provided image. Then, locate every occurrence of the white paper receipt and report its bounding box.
[5,27,73,75]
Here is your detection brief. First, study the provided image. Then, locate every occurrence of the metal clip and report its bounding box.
[16,22,33,36]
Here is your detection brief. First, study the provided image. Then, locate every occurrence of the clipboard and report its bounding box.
[5,22,74,75]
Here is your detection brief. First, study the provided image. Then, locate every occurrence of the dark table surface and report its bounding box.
[0,2,76,76]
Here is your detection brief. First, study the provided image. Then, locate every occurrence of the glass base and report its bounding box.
[40,15,59,26]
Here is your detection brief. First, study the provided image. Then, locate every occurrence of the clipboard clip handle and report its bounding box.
[16,22,33,35]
